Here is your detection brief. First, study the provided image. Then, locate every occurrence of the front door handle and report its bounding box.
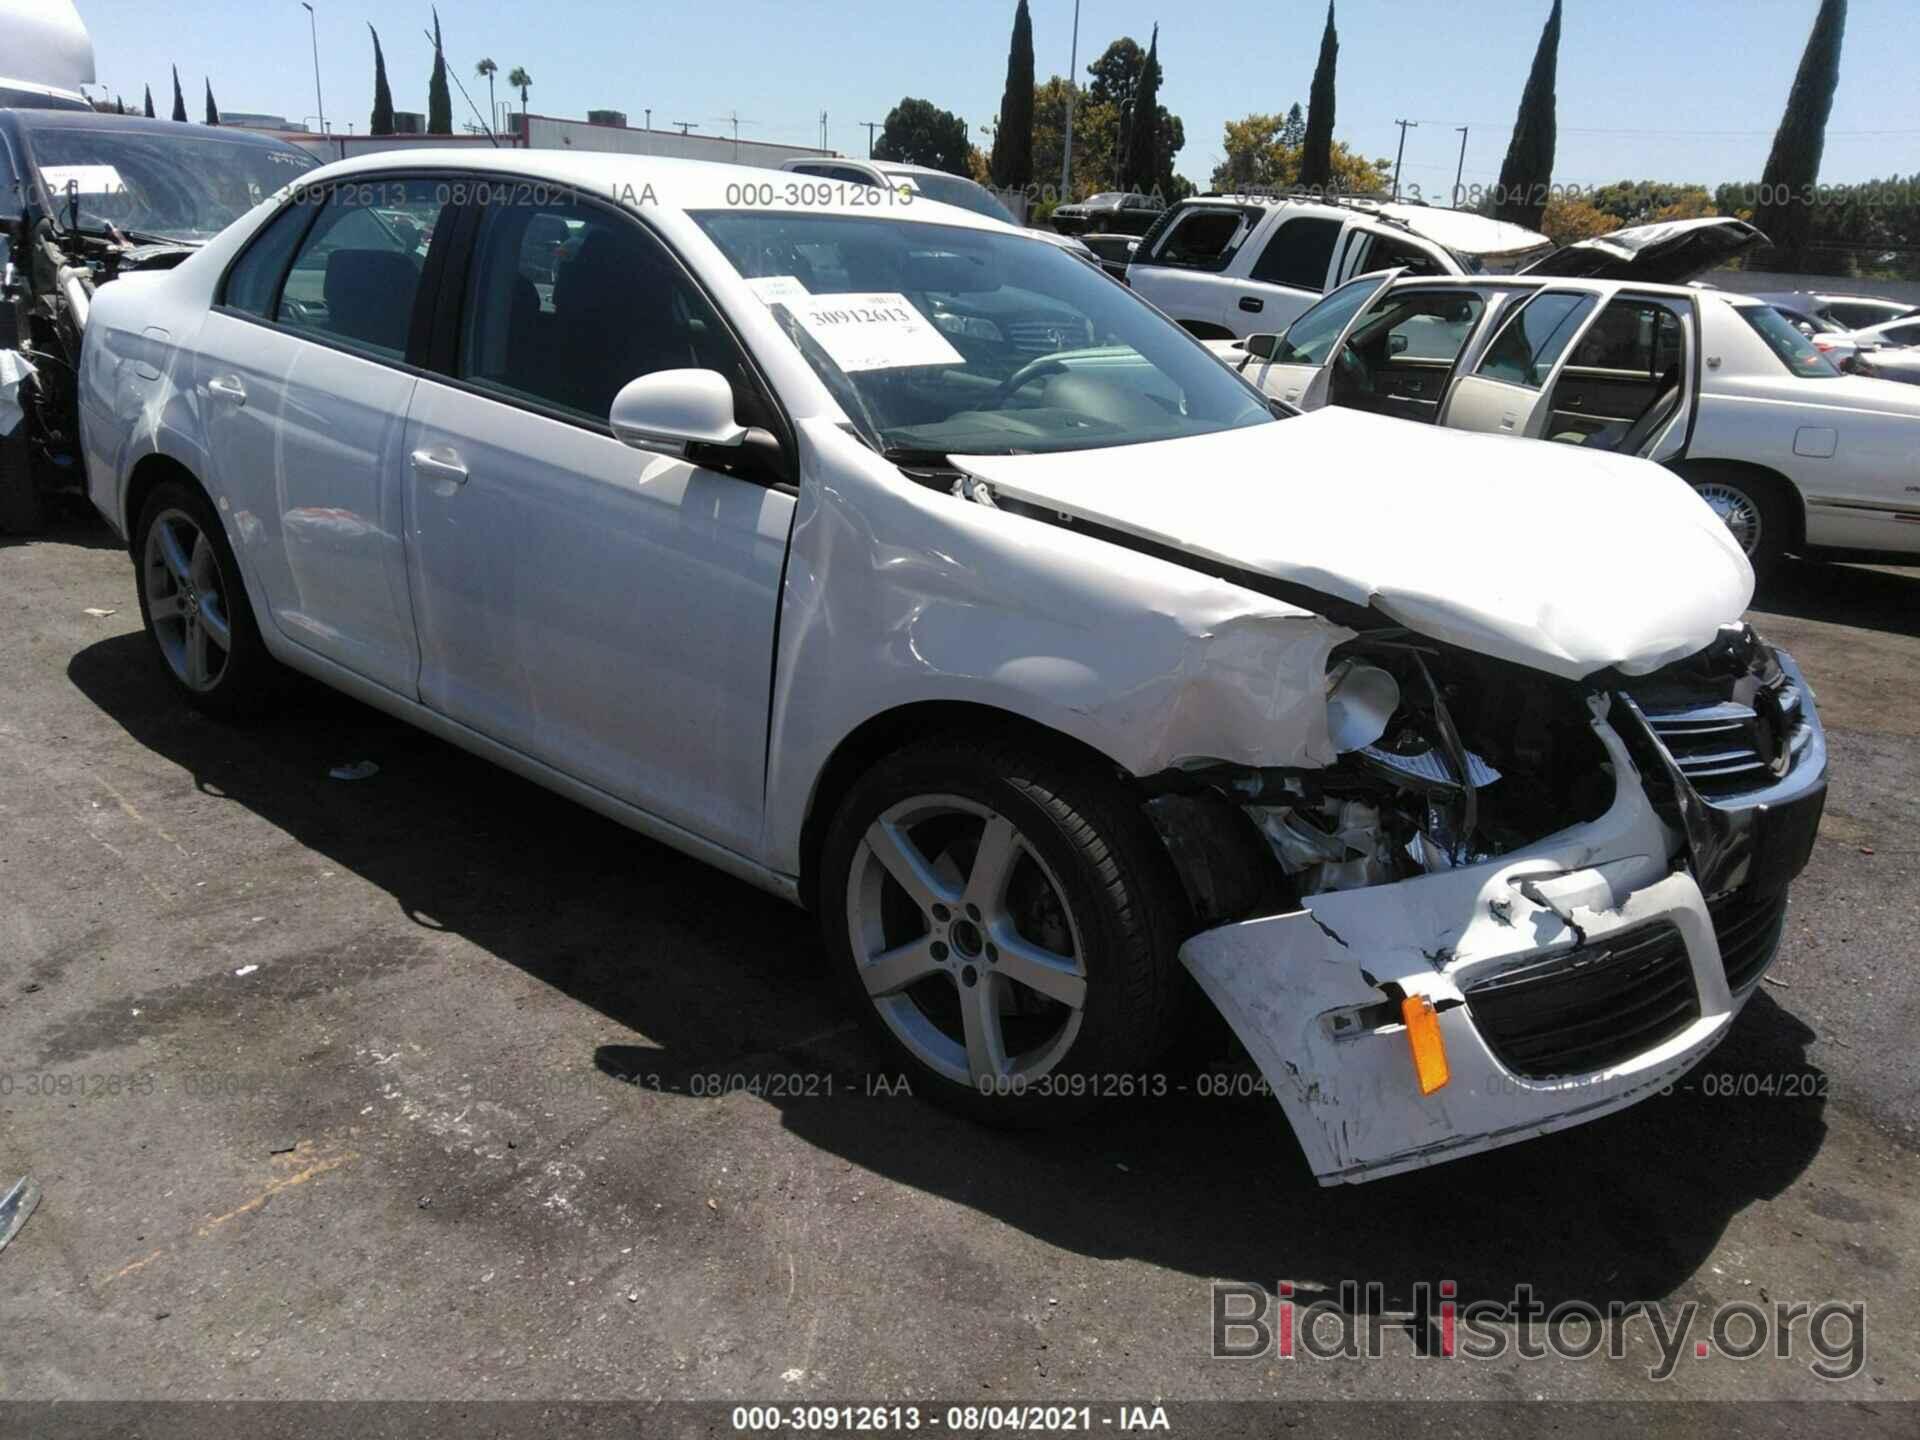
[410,446,469,484]
[1238,296,1265,313]
[207,375,247,405]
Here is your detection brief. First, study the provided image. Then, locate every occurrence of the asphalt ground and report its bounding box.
[1,513,1915,1425]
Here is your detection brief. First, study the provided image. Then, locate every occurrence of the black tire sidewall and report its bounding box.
[134,479,277,721]
[818,738,1185,1125]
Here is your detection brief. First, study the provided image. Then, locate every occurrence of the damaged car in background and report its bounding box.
[79,151,1826,1186]
[0,107,317,529]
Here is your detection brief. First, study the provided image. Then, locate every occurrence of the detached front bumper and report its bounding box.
[1180,666,1827,1186]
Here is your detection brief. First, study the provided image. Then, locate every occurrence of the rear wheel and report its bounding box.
[134,480,283,720]
[1677,464,1790,577]
[819,735,1190,1125]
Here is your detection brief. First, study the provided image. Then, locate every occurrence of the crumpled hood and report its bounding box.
[951,407,1755,680]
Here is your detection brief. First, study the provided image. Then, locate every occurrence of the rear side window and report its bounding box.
[221,197,315,318]
[1248,216,1343,290]
[1476,291,1596,387]
[1150,206,1253,272]
[275,181,450,359]
[1569,298,1686,378]
[1824,301,1898,330]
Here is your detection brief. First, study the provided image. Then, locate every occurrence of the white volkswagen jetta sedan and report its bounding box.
[78,152,1827,1184]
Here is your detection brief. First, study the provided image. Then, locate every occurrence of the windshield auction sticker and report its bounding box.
[785,291,964,372]
[39,164,126,196]
[746,275,811,304]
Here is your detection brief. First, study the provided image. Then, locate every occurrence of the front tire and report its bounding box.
[819,735,1190,1125]
[133,479,283,721]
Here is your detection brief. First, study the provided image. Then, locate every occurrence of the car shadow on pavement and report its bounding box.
[69,632,1829,1316]
[1755,558,1920,638]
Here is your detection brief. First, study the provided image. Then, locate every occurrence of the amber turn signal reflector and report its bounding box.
[1402,995,1450,1096]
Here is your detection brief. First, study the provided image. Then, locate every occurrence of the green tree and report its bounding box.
[369,26,396,136]
[1298,4,1339,190]
[873,97,972,176]
[171,66,188,122]
[1279,102,1306,149]
[1086,37,1146,111]
[475,57,499,135]
[1121,27,1160,195]
[508,66,532,121]
[1493,0,1562,231]
[1754,0,1847,266]
[428,8,453,135]
[143,85,155,118]
[1211,112,1388,195]
[989,2,1035,190]
[204,79,220,126]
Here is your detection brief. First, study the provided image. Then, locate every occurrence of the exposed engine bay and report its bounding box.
[1151,633,1618,917]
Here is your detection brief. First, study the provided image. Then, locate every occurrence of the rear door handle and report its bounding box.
[410,446,469,484]
[1238,296,1264,313]
[207,376,246,405]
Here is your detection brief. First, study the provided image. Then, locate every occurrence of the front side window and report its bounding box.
[1268,275,1387,366]
[1150,206,1253,271]
[276,181,450,358]
[1738,305,1840,379]
[460,197,748,424]
[1476,291,1596,388]
[1349,289,1487,365]
[1248,216,1344,290]
[692,211,1273,458]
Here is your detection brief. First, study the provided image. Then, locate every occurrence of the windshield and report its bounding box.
[887,172,1017,224]
[23,125,318,243]
[693,212,1274,457]
[1742,305,1840,379]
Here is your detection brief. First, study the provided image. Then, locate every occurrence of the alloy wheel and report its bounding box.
[845,795,1087,1090]
[1693,482,1763,559]
[144,508,234,692]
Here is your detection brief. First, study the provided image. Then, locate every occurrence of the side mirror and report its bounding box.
[609,369,747,455]
[1243,332,1282,361]
[1388,333,1410,356]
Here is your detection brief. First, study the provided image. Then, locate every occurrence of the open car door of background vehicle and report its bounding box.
[1242,268,1402,409]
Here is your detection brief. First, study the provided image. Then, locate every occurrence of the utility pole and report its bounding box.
[861,120,880,157]
[300,2,326,135]
[1452,126,1469,207]
[644,107,652,130]
[820,110,828,150]
[1391,118,1419,201]
[1059,0,1082,201]
[673,121,698,135]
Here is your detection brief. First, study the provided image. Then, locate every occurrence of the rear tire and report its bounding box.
[1675,463,1790,578]
[818,734,1191,1126]
[133,478,284,722]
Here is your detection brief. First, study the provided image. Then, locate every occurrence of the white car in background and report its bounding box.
[1221,262,1920,571]
[78,150,1825,1186]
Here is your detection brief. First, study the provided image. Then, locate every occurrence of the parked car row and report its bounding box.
[66,146,1830,1185]
[1209,236,1920,572]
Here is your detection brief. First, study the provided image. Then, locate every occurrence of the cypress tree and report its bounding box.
[143,85,155,118]
[370,26,396,136]
[989,0,1035,191]
[1123,26,1161,197]
[204,80,220,125]
[1754,0,1847,266]
[171,66,188,122]
[1493,0,1562,231]
[1298,4,1339,191]
[427,8,453,135]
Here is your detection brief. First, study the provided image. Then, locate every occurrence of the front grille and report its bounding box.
[1637,675,1810,800]
[1709,888,1789,994]
[1006,320,1089,355]
[1465,924,1700,1080]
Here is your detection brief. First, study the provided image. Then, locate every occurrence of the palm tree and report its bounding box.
[475,57,498,135]
[507,66,532,126]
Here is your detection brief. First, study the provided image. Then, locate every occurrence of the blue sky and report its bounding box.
[78,0,1920,192]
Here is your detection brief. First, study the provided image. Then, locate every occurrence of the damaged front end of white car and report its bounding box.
[940,419,1827,1185]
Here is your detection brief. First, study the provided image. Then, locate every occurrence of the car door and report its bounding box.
[400,187,796,855]
[1231,213,1346,334]
[1537,294,1694,457]
[1237,270,1402,408]
[194,177,456,695]
[1441,289,1599,441]
[1322,286,1491,424]
[1127,202,1264,338]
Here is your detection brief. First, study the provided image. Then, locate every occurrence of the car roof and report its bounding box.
[302,147,1016,231]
